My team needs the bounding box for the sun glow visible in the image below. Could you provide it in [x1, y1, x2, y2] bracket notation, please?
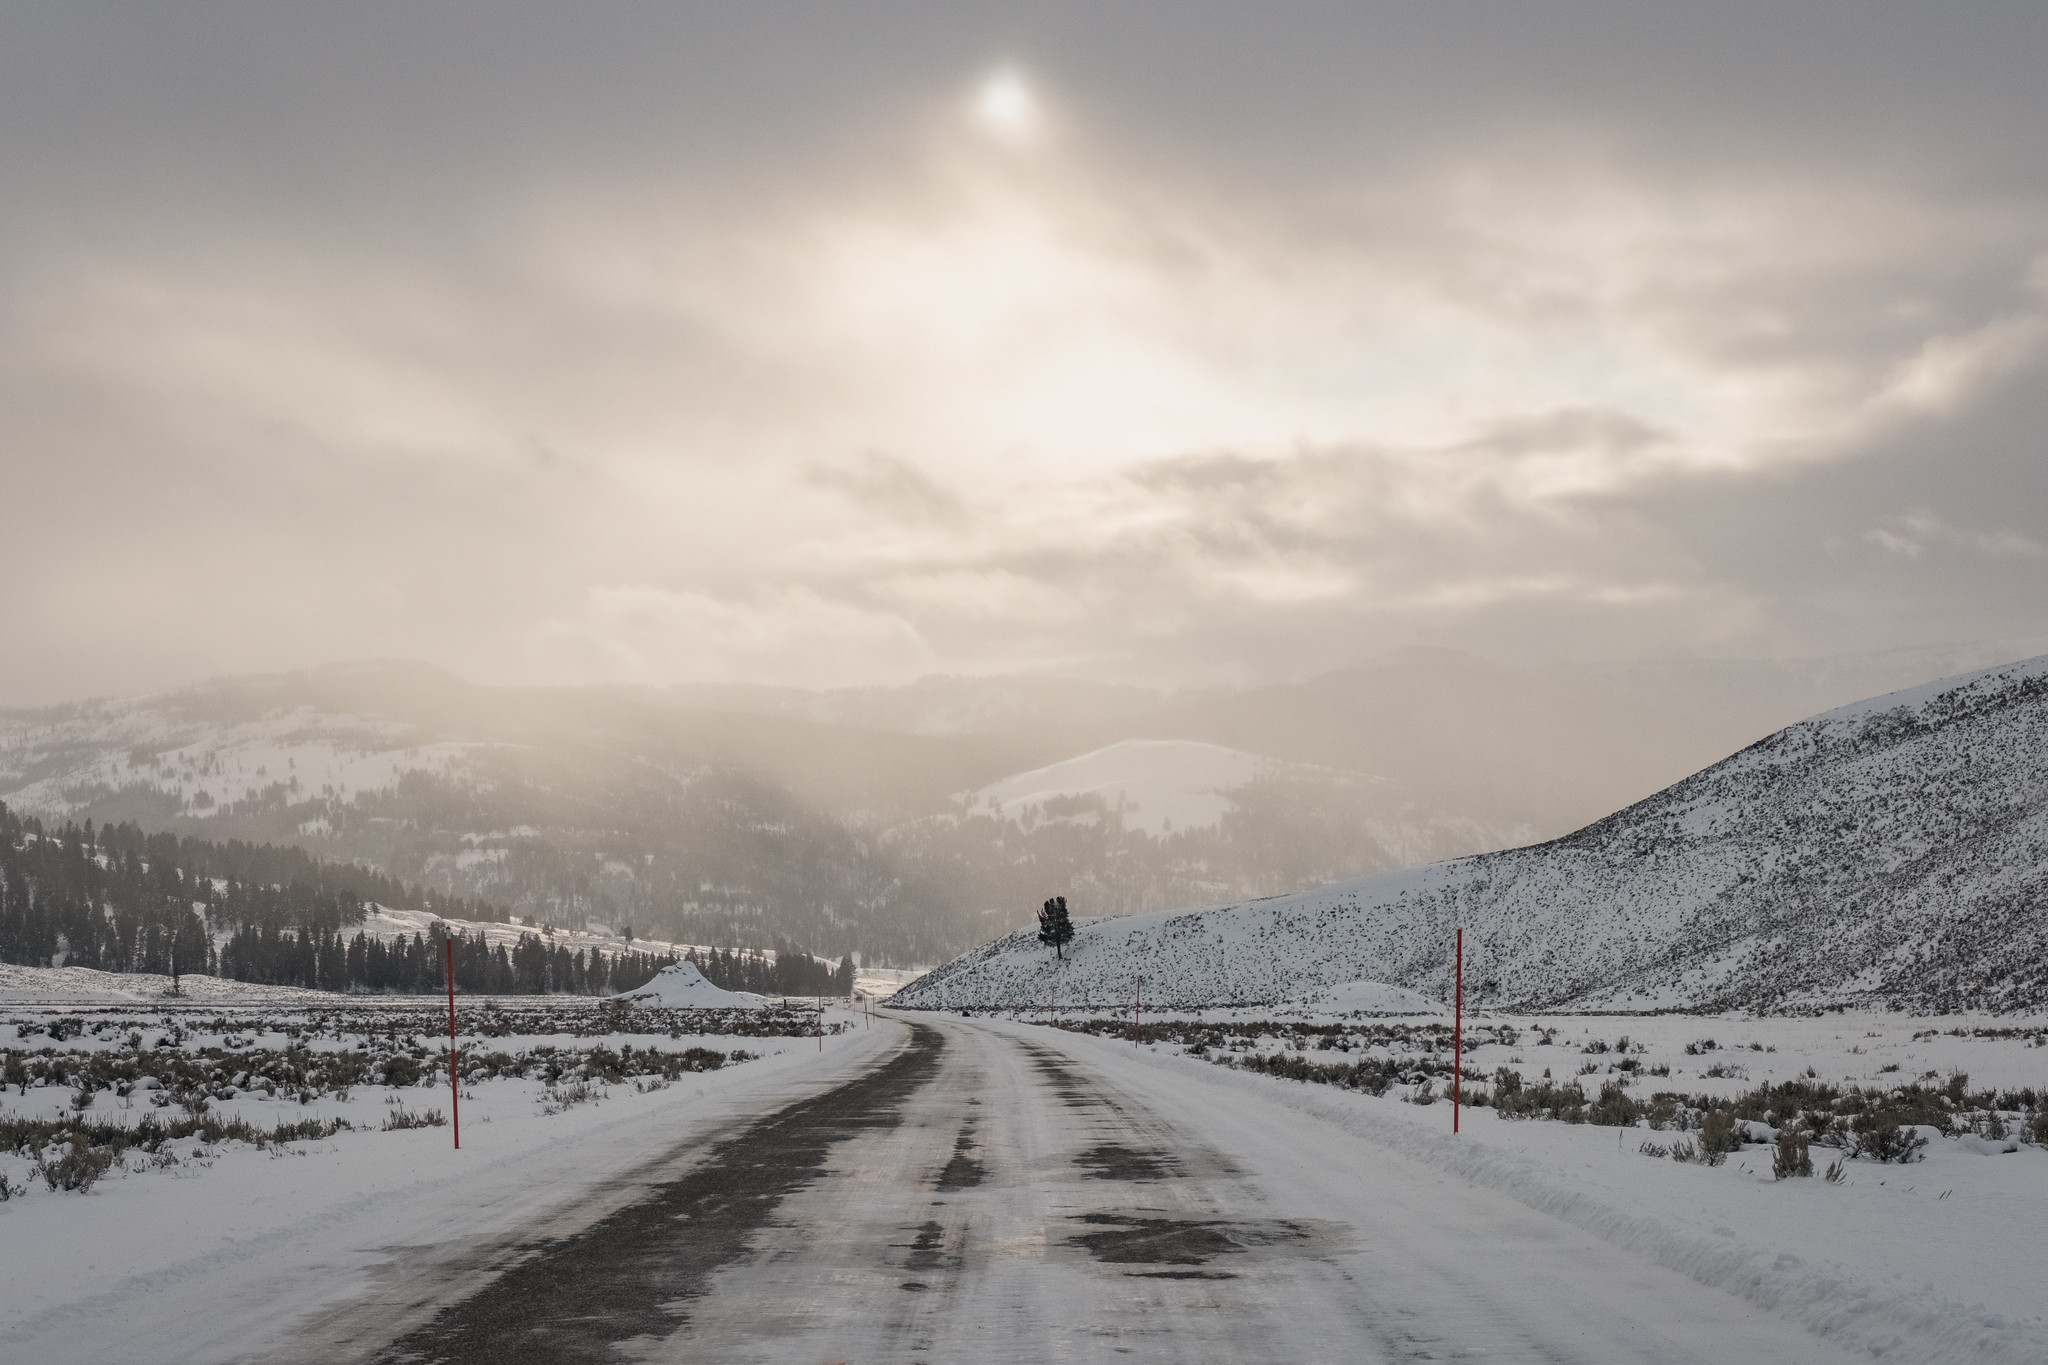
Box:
[972, 70, 1041, 142]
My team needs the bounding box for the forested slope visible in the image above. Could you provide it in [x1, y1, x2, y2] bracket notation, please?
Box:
[0, 806, 682, 994]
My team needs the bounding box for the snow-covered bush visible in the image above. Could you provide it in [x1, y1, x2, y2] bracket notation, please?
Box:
[1697, 1110, 1740, 1165]
[1849, 1116, 1928, 1163]
[32, 1142, 115, 1193]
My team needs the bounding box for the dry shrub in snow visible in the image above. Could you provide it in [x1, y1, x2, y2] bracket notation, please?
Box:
[381, 1106, 446, 1131]
[1773, 1131, 1814, 1179]
[32, 1142, 116, 1192]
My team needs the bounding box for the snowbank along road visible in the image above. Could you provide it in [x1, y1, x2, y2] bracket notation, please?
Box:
[300, 1012, 1872, 1364]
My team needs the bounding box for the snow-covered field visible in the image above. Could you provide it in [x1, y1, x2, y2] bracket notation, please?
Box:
[968, 1006, 2048, 1362]
[0, 962, 341, 1007]
[1014, 1003, 2048, 1100]
[0, 985, 888, 1363]
[852, 962, 927, 999]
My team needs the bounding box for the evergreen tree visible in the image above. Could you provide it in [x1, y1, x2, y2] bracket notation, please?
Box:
[1038, 895, 1075, 960]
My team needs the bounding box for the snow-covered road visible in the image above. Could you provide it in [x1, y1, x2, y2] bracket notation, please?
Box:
[329, 1012, 1872, 1363]
[26, 1004, 2013, 1362]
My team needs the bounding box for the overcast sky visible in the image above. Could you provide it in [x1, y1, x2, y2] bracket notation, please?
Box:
[3, 2, 2046, 705]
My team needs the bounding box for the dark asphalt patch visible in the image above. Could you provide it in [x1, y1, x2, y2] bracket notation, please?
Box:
[373, 1024, 944, 1365]
[1129, 1269, 1238, 1280]
[1023, 1049, 1105, 1109]
[1070, 1214, 1240, 1266]
[1064, 1213, 1336, 1278]
[1075, 1142, 1179, 1182]
[935, 1123, 985, 1190]
[904, 1220, 947, 1272]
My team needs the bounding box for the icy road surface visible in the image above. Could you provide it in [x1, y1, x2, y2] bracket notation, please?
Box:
[325, 1013, 1862, 1365]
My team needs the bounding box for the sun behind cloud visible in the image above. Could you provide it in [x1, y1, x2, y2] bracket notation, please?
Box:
[971, 68, 1042, 143]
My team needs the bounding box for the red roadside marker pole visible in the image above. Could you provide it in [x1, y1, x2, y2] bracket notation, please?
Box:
[445, 936, 460, 1151]
[1133, 976, 1142, 1046]
[1453, 928, 1463, 1136]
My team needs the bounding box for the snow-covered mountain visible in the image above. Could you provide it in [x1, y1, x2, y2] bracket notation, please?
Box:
[0, 663, 1519, 962]
[896, 655, 2048, 1014]
[969, 740, 1276, 836]
[953, 738, 1510, 893]
[0, 695, 477, 821]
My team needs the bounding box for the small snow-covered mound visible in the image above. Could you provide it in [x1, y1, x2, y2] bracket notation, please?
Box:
[620, 961, 768, 1009]
[1310, 979, 1444, 1015]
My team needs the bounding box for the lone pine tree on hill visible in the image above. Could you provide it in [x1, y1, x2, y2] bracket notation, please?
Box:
[1038, 895, 1075, 960]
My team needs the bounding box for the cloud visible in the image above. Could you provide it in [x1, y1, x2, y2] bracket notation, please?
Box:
[804, 452, 964, 522]
[530, 584, 937, 689]
[1869, 303, 2048, 421]
[2, 5, 2047, 702]
[1863, 511, 2045, 562]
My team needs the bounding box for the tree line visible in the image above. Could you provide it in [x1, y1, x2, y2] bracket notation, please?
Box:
[1, 807, 215, 977]
[685, 940, 854, 997]
[216, 921, 679, 995]
[0, 805, 677, 995]
[92, 813, 500, 924]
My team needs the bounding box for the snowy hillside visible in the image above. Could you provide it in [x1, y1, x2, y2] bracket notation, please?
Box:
[898, 655, 2048, 1014]
[0, 696, 474, 820]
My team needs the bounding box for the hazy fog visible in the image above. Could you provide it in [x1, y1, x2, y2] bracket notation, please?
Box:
[4, 3, 2047, 711]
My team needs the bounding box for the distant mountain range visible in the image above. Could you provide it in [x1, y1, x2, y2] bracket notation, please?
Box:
[5, 642, 2041, 972]
[897, 655, 2048, 1013]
